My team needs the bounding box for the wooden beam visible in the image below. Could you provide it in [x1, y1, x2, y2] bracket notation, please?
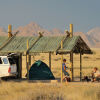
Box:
[26, 35, 42, 54]
[80, 52, 82, 81]
[49, 52, 51, 70]
[0, 31, 19, 51]
[55, 35, 67, 53]
[70, 52, 74, 81]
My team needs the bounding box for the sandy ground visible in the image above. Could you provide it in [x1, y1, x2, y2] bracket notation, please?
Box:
[0, 48, 100, 100]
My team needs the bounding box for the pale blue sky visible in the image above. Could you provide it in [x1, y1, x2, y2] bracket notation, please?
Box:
[0, 0, 100, 32]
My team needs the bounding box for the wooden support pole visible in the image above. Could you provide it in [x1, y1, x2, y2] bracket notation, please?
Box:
[80, 52, 82, 81]
[32, 56, 35, 64]
[18, 54, 22, 78]
[26, 54, 29, 79]
[29, 55, 31, 66]
[26, 40, 30, 79]
[49, 52, 51, 70]
[8, 24, 13, 38]
[61, 40, 63, 83]
[70, 52, 74, 81]
[27, 40, 29, 50]
[70, 24, 73, 37]
[69, 24, 74, 81]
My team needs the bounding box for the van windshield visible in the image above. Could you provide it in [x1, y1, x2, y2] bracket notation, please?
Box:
[8, 57, 16, 64]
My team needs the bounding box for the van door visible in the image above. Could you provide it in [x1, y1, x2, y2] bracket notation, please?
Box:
[0, 57, 10, 77]
[8, 57, 17, 74]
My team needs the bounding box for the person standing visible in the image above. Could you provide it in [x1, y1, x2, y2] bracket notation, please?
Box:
[62, 59, 70, 83]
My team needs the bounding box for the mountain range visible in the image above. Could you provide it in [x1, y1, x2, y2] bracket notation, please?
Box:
[0, 22, 100, 48]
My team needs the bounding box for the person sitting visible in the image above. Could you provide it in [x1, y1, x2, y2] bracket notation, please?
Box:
[92, 67, 100, 82]
[62, 59, 70, 83]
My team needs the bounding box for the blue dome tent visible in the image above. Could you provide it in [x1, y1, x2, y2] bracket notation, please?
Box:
[29, 60, 55, 80]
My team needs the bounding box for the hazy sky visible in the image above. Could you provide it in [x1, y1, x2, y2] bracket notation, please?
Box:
[0, 0, 100, 32]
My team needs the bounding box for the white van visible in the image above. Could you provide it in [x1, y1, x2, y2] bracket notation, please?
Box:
[0, 56, 17, 78]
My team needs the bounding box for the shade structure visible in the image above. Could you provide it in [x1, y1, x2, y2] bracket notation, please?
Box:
[29, 60, 55, 80]
[0, 35, 92, 54]
[0, 34, 92, 81]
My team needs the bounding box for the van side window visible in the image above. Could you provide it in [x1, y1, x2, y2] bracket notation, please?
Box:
[3, 58, 8, 64]
[0, 58, 2, 64]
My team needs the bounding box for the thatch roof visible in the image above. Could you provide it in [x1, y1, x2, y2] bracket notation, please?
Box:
[29, 36, 66, 53]
[0, 36, 38, 53]
[58, 36, 92, 54]
[0, 35, 92, 55]
[0, 36, 8, 47]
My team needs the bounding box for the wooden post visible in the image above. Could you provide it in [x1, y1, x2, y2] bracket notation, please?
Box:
[8, 24, 13, 38]
[32, 56, 35, 64]
[26, 54, 29, 79]
[18, 54, 22, 78]
[70, 24, 73, 37]
[29, 55, 31, 66]
[61, 40, 63, 83]
[70, 52, 74, 81]
[69, 24, 74, 81]
[49, 52, 51, 70]
[80, 52, 82, 81]
[26, 40, 30, 79]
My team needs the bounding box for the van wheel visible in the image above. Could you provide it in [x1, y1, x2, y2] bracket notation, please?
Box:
[1, 77, 8, 81]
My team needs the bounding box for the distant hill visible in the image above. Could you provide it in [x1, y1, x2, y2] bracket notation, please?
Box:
[86, 27, 100, 48]
[0, 27, 7, 36]
[14, 22, 51, 36]
[74, 32, 91, 46]
[0, 22, 100, 48]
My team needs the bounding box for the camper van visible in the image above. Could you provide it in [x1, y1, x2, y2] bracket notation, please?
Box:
[0, 56, 17, 78]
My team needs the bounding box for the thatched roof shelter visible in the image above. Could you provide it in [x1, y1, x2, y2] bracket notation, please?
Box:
[0, 24, 92, 82]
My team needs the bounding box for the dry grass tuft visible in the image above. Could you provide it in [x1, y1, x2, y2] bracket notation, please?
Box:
[0, 82, 100, 100]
